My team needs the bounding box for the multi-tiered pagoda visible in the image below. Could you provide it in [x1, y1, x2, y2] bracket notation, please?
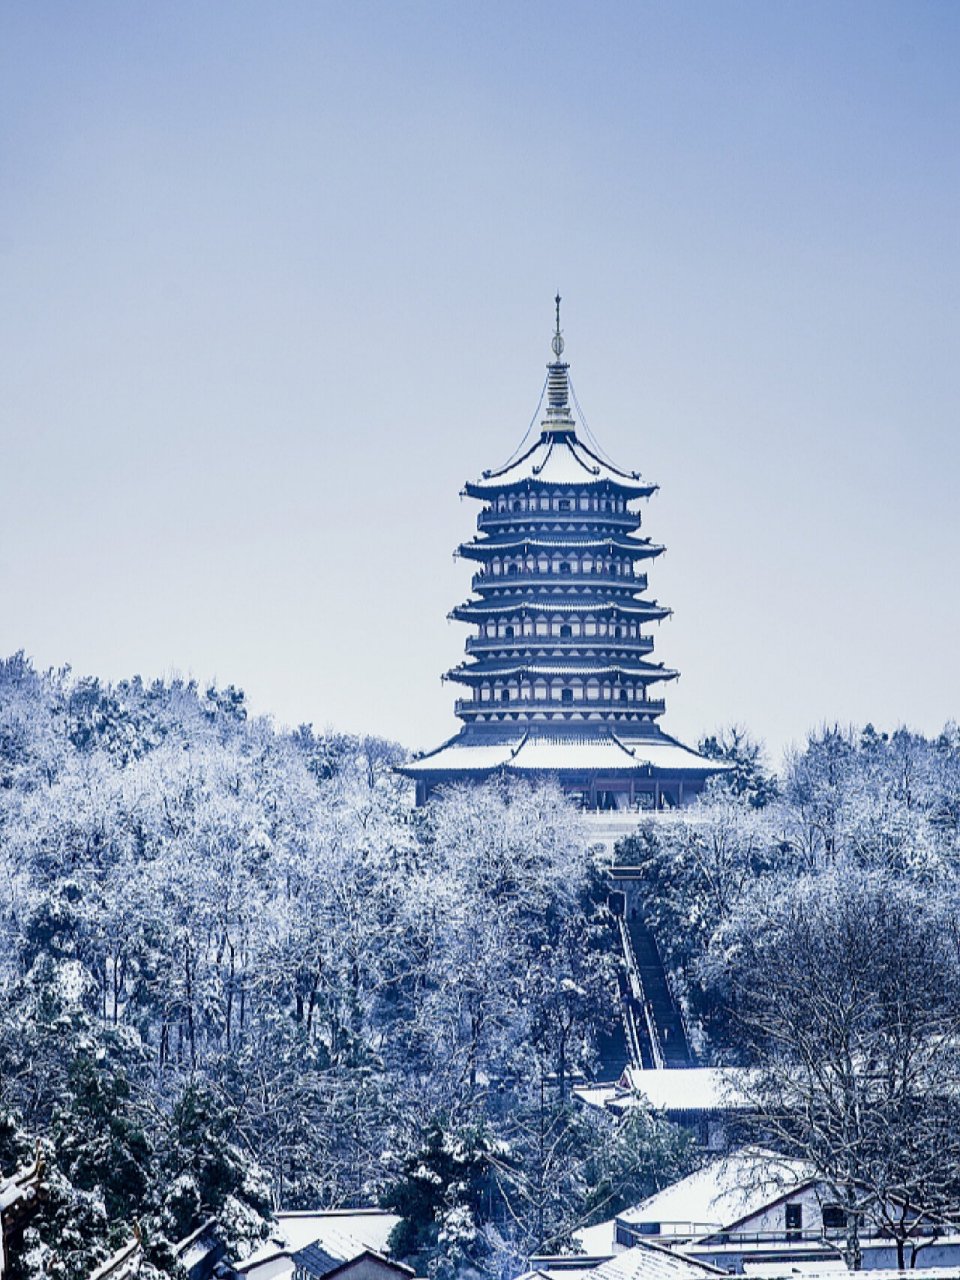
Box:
[403, 301, 722, 809]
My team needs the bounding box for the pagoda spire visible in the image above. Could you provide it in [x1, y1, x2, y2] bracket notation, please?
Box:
[543, 293, 574, 433]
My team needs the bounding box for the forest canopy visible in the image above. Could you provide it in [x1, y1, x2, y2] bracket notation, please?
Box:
[1, 654, 959, 1278]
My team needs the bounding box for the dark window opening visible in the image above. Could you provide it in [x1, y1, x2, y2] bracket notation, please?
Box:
[822, 1206, 846, 1232]
[561, 689, 574, 705]
[786, 1204, 803, 1240]
[559, 624, 572, 639]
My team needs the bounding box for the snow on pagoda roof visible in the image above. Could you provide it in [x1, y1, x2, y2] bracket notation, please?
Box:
[403, 730, 718, 777]
[452, 597, 669, 617]
[465, 431, 657, 498]
[458, 534, 663, 558]
[449, 661, 678, 681]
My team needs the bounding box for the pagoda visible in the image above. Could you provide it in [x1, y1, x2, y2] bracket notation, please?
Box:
[403, 300, 723, 810]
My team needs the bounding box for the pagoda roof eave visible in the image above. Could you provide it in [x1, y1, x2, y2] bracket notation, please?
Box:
[464, 430, 659, 497]
[400, 728, 724, 778]
[449, 598, 671, 620]
[457, 535, 664, 561]
[463, 476, 657, 499]
[445, 662, 680, 685]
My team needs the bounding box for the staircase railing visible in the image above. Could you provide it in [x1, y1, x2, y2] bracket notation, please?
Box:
[646, 925, 696, 1065]
[618, 916, 666, 1070]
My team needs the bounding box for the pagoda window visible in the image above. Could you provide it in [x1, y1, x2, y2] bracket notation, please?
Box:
[579, 494, 590, 510]
[559, 624, 572, 639]
[619, 688, 628, 703]
[480, 687, 491, 701]
[536, 618, 548, 636]
[603, 683, 612, 699]
[583, 557, 593, 573]
[587, 680, 600, 701]
[508, 563, 519, 576]
[559, 562, 571, 575]
[498, 688, 509, 703]
[523, 620, 534, 636]
[539, 495, 549, 510]
[561, 688, 574, 705]
[485, 622, 496, 637]
[504, 625, 514, 639]
[537, 556, 549, 573]
[585, 619, 598, 637]
[534, 682, 548, 700]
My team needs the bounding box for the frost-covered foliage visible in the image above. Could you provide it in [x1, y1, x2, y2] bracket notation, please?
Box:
[619, 722, 960, 1051]
[618, 722, 960, 1265]
[0, 653, 670, 1277]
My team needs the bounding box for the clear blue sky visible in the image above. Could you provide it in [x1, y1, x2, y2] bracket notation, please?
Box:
[1, 1, 958, 765]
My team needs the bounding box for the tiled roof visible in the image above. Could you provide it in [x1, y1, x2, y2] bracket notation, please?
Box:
[465, 432, 656, 497]
[403, 730, 718, 777]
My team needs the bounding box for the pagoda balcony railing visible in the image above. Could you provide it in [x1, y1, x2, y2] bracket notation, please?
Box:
[476, 509, 640, 532]
[472, 570, 648, 593]
[463, 634, 656, 655]
[455, 697, 667, 718]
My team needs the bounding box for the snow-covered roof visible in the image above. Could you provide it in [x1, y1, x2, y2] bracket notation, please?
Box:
[618, 1150, 816, 1238]
[465, 431, 657, 498]
[574, 1067, 751, 1118]
[237, 1210, 402, 1277]
[620, 1066, 754, 1113]
[592, 1243, 726, 1279]
[404, 731, 719, 777]
[574, 1216, 619, 1255]
[276, 1210, 400, 1257]
[519, 1242, 724, 1280]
